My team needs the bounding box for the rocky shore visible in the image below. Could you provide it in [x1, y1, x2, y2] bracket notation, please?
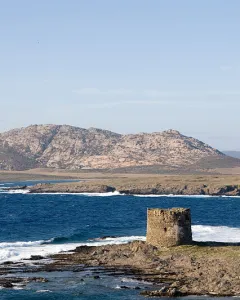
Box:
[27, 176, 240, 196]
[1, 241, 240, 297]
[51, 241, 240, 297]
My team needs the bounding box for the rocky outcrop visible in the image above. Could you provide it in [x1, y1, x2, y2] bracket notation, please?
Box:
[30, 182, 116, 194]
[1, 240, 239, 296]
[117, 183, 240, 196]
[0, 124, 226, 170]
[47, 241, 240, 297]
[0, 139, 36, 170]
[28, 179, 240, 196]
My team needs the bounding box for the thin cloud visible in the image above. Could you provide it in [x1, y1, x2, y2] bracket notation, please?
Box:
[207, 90, 240, 96]
[143, 90, 185, 97]
[73, 88, 134, 96]
[73, 88, 186, 98]
[72, 88, 240, 99]
[72, 88, 102, 95]
[83, 100, 175, 108]
[220, 65, 232, 71]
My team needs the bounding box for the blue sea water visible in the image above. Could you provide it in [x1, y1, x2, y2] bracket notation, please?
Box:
[0, 180, 240, 299]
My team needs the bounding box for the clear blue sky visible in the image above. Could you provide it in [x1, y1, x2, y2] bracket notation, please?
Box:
[0, 0, 239, 150]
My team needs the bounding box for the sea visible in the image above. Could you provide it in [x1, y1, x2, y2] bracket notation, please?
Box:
[0, 180, 240, 300]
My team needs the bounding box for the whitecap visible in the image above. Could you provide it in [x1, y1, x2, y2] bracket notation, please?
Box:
[134, 194, 214, 198]
[76, 191, 122, 197]
[121, 277, 152, 285]
[13, 286, 25, 290]
[25, 191, 122, 196]
[8, 189, 30, 194]
[115, 285, 121, 289]
[192, 225, 240, 242]
[0, 226, 239, 264]
[0, 236, 145, 264]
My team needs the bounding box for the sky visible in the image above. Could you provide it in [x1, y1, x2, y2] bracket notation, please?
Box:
[0, 0, 240, 150]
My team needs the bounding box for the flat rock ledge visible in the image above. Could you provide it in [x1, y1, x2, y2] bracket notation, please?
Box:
[29, 183, 116, 193]
[1, 241, 240, 296]
[47, 241, 240, 297]
[27, 181, 240, 196]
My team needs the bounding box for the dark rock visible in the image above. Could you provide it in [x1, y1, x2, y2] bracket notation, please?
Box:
[2, 282, 14, 288]
[141, 286, 186, 297]
[31, 277, 48, 283]
[5, 185, 27, 191]
[30, 255, 44, 260]
[3, 261, 14, 265]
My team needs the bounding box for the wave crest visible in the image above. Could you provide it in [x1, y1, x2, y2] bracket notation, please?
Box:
[0, 225, 239, 264]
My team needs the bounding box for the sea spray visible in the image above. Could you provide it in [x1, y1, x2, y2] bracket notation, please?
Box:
[0, 236, 145, 263]
[0, 226, 240, 263]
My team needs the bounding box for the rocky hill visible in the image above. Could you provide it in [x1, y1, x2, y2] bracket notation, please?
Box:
[0, 124, 231, 171]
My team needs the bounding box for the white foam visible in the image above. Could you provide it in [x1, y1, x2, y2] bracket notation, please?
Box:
[0, 236, 145, 263]
[30, 191, 122, 196]
[72, 191, 122, 197]
[2, 190, 122, 196]
[222, 195, 240, 198]
[2, 189, 240, 198]
[115, 285, 121, 289]
[120, 277, 152, 285]
[8, 189, 30, 194]
[134, 194, 240, 198]
[134, 194, 213, 198]
[13, 286, 25, 290]
[192, 225, 240, 242]
[0, 226, 239, 264]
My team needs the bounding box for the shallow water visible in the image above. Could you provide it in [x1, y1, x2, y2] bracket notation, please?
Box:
[0, 180, 240, 299]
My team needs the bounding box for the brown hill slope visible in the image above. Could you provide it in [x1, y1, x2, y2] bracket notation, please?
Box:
[0, 124, 231, 171]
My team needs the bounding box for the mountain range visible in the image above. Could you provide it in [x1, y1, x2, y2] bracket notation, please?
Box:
[0, 124, 239, 172]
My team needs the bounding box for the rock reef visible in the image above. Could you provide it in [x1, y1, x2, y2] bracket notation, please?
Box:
[1, 241, 239, 296]
[40, 241, 240, 297]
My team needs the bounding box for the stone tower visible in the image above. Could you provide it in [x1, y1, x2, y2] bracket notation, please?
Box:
[146, 208, 192, 247]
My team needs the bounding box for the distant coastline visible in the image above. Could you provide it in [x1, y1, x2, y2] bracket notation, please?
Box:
[7, 174, 240, 197]
[2, 169, 240, 197]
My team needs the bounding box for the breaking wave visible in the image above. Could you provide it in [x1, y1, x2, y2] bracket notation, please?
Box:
[2, 189, 240, 198]
[0, 236, 145, 263]
[32, 191, 122, 197]
[0, 190, 122, 196]
[134, 194, 214, 198]
[8, 189, 30, 194]
[192, 225, 240, 242]
[0, 225, 240, 263]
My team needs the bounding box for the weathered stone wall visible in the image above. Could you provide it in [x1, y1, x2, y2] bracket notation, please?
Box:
[146, 208, 192, 247]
